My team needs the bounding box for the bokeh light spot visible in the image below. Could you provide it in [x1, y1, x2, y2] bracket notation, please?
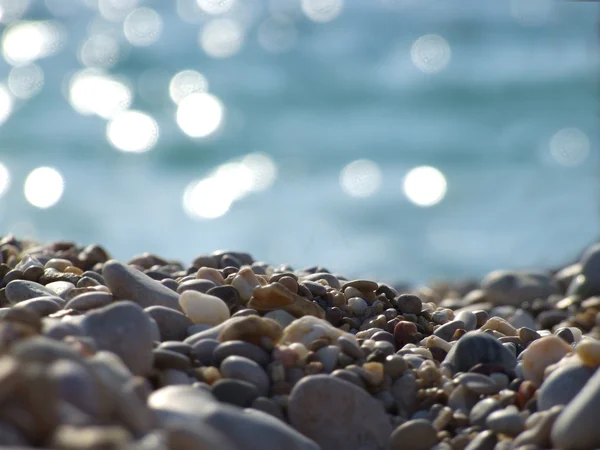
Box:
[301, 0, 343, 23]
[98, 0, 139, 22]
[8, 64, 44, 99]
[183, 177, 233, 219]
[24, 167, 64, 209]
[0, 0, 30, 25]
[410, 34, 451, 74]
[68, 69, 132, 119]
[2, 20, 64, 66]
[176, 92, 224, 138]
[169, 70, 208, 105]
[403, 166, 447, 207]
[0, 162, 10, 198]
[123, 7, 162, 46]
[549, 127, 590, 167]
[106, 110, 159, 153]
[200, 18, 244, 59]
[241, 153, 278, 191]
[79, 34, 120, 69]
[340, 159, 382, 198]
[197, 0, 236, 15]
[258, 17, 297, 53]
[0, 84, 14, 125]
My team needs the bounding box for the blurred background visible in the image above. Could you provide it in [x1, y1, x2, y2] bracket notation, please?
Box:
[0, 0, 598, 284]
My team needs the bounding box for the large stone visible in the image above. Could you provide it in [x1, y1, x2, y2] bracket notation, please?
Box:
[249, 283, 325, 319]
[481, 270, 557, 307]
[219, 356, 270, 396]
[81, 301, 154, 376]
[538, 362, 595, 411]
[443, 331, 517, 374]
[551, 367, 600, 449]
[179, 290, 230, 326]
[5, 280, 56, 304]
[521, 336, 572, 385]
[389, 419, 438, 450]
[102, 260, 181, 311]
[288, 374, 393, 450]
[149, 385, 319, 450]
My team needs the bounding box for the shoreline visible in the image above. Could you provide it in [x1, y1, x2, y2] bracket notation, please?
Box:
[0, 235, 599, 449]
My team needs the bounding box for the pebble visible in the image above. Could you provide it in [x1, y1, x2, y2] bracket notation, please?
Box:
[264, 309, 296, 328]
[206, 285, 241, 311]
[145, 306, 193, 342]
[80, 301, 154, 376]
[288, 374, 392, 450]
[220, 355, 270, 396]
[348, 297, 368, 316]
[389, 419, 438, 450]
[191, 338, 220, 366]
[218, 315, 283, 345]
[575, 338, 600, 367]
[281, 316, 354, 347]
[249, 283, 325, 318]
[316, 345, 340, 373]
[65, 291, 113, 311]
[5, 280, 56, 304]
[454, 310, 477, 331]
[443, 331, 517, 374]
[551, 367, 600, 449]
[457, 372, 501, 395]
[464, 429, 497, 450]
[213, 340, 271, 366]
[149, 385, 319, 450]
[521, 335, 572, 385]
[395, 294, 422, 315]
[212, 378, 260, 408]
[103, 260, 182, 311]
[480, 317, 518, 337]
[179, 290, 230, 326]
[537, 361, 595, 410]
[486, 406, 524, 436]
[481, 270, 557, 307]
[434, 319, 465, 342]
[469, 397, 502, 427]
[14, 296, 63, 316]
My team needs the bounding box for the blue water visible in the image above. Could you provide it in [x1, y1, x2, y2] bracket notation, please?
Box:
[0, 0, 599, 284]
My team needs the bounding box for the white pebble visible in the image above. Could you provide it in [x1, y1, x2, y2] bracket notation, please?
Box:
[178, 290, 230, 326]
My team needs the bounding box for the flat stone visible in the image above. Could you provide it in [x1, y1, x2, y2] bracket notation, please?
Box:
[434, 320, 465, 342]
[149, 385, 319, 450]
[213, 341, 270, 366]
[389, 419, 438, 450]
[302, 273, 341, 290]
[81, 301, 154, 376]
[443, 331, 517, 374]
[288, 375, 393, 450]
[538, 361, 595, 411]
[212, 379, 260, 408]
[15, 296, 62, 316]
[5, 280, 56, 304]
[486, 407, 524, 436]
[65, 292, 113, 311]
[153, 349, 191, 371]
[145, 306, 193, 342]
[158, 341, 192, 356]
[179, 290, 230, 326]
[102, 260, 182, 311]
[219, 355, 270, 396]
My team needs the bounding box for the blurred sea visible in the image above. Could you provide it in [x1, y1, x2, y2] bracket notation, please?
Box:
[0, 0, 598, 284]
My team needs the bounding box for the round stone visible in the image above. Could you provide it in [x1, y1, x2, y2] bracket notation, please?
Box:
[395, 295, 422, 315]
[179, 290, 230, 326]
[576, 339, 600, 367]
[213, 341, 271, 367]
[521, 335, 572, 385]
[219, 355, 270, 396]
[347, 297, 368, 316]
[389, 419, 438, 450]
[443, 331, 517, 374]
[212, 379, 260, 408]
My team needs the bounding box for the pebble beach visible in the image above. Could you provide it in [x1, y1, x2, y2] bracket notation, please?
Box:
[1, 235, 600, 449]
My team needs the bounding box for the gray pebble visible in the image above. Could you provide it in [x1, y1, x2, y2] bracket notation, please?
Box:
[469, 398, 502, 427]
[15, 296, 63, 316]
[65, 292, 113, 311]
[191, 339, 220, 366]
[486, 407, 524, 436]
[5, 280, 56, 304]
[434, 320, 465, 342]
[213, 379, 260, 408]
[220, 355, 270, 396]
[443, 331, 517, 373]
[145, 306, 193, 342]
[457, 372, 501, 395]
[213, 340, 270, 367]
[316, 345, 340, 373]
[389, 419, 438, 450]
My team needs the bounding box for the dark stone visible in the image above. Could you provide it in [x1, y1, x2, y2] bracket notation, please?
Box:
[443, 331, 517, 374]
[395, 294, 422, 315]
[145, 306, 193, 342]
[213, 341, 271, 367]
[153, 349, 191, 371]
[212, 379, 260, 408]
[158, 341, 193, 357]
[206, 286, 241, 311]
[177, 279, 217, 294]
[325, 307, 343, 327]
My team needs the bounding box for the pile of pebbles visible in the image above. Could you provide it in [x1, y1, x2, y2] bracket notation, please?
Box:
[0, 235, 600, 449]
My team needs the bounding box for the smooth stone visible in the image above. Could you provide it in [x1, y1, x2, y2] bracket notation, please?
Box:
[249, 283, 325, 319]
[301, 281, 327, 297]
[45, 281, 76, 298]
[288, 375, 393, 450]
[348, 297, 368, 316]
[384, 355, 407, 378]
[464, 430, 497, 450]
[80, 301, 154, 376]
[179, 290, 230, 326]
[486, 407, 524, 436]
[177, 279, 217, 294]
[443, 331, 517, 374]
[509, 309, 536, 330]
[149, 385, 319, 450]
[514, 406, 562, 448]
[158, 341, 192, 357]
[576, 339, 600, 367]
[575, 243, 600, 295]
[454, 311, 477, 331]
[15, 296, 62, 316]
[182, 318, 243, 344]
[538, 361, 595, 411]
[220, 355, 270, 396]
[191, 338, 220, 366]
[250, 397, 285, 421]
[457, 372, 501, 395]
[469, 397, 502, 427]
[521, 335, 572, 385]
[165, 424, 237, 450]
[65, 291, 113, 311]
[389, 419, 438, 450]
[434, 320, 465, 342]
[448, 384, 480, 412]
[480, 317, 518, 337]
[392, 371, 417, 418]
[481, 270, 557, 307]
[218, 315, 283, 345]
[315, 345, 340, 373]
[5, 280, 55, 304]
[187, 324, 213, 336]
[212, 379, 260, 408]
[302, 273, 341, 290]
[395, 294, 422, 315]
[341, 279, 378, 292]
[153, 349, 191, 371]
[102, 260, 182, 311]
[338, 335, 364, 359]
[213, 341, 270, 366]
[145, 306, 193, 342]
[264, 309, 296, 328]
